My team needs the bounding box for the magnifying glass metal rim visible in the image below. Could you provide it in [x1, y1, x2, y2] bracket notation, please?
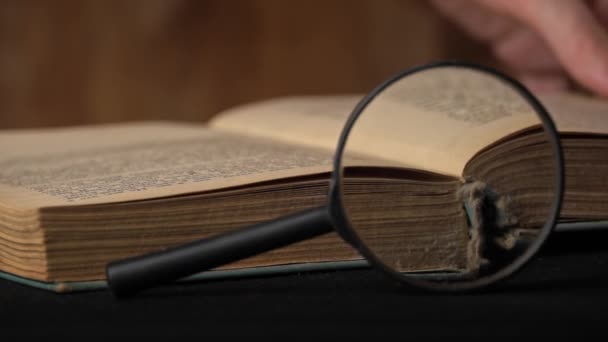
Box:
[328, 60, 565, 292]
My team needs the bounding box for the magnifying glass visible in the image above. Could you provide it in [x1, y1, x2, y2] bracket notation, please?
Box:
[106, 61, 564, 297]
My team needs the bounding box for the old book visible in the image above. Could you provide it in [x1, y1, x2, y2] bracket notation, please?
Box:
[0, 88, 607, 292]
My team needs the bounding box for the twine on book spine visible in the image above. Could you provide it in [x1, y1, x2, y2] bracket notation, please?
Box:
[458, 179, 519, 273]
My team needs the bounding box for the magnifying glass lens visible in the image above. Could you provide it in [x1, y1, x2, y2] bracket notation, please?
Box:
[106, 63, 562, 297]
[337, 66, 561, 289]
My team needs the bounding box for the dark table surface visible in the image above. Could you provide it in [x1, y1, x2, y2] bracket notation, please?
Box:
[2, 230, 608, 339]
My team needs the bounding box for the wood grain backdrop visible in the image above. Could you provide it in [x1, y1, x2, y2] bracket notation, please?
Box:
[0, 0, 491, 129]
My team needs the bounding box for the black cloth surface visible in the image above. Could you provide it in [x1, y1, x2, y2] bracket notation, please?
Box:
[2, 230, 608, 339]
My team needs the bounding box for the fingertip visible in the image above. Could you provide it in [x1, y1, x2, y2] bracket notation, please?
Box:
[517, 73, 571, 95]
[520, 0, 608, 97]
[585, 59, 608, 97]
[569, 43, 608, 97]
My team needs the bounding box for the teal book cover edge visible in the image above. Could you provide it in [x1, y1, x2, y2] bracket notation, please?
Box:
[554, 221, 608, 232]
[1, 221, 605, 293]
[0, 260, 370, 293]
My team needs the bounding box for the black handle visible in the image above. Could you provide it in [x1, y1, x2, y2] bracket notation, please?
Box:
[106, 206, 334, 297]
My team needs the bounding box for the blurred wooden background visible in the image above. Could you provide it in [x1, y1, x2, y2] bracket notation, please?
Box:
[0, 0, 492, 129]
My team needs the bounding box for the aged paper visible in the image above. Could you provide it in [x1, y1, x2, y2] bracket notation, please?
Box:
[0, 122, 334, 209]
[538, 92, 608, 134]
[211, 68, 543, 177]
[210, 95, 360, 154]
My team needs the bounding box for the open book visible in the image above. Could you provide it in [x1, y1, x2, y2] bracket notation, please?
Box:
[1, 90, 607, 292]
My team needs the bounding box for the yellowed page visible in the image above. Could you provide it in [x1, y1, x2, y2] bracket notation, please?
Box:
[0, 121, 335, 209]
[210, 95, 361, 154]
[211, 68, 543, 177]
[538, 92, 608, 134]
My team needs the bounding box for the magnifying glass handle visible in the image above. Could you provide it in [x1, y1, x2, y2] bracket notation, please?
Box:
[106, 205, 333, 297]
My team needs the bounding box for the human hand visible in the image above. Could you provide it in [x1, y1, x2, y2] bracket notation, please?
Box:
[431, 0, 608, 97]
